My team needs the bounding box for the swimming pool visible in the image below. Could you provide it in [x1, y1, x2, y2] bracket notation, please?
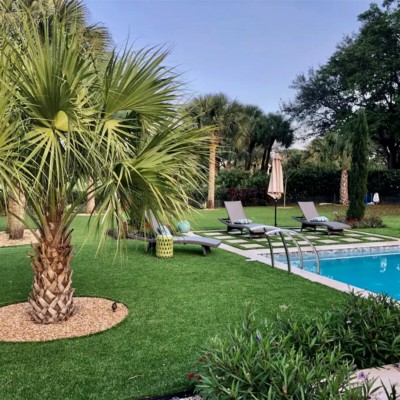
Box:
[276, 247, 400, 300]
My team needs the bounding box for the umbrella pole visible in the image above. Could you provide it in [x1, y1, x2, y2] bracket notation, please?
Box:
[274, 199, 277, 227]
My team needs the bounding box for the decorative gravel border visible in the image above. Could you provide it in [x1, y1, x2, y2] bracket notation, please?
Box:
[0, 297, 128, 342]
[0, 230, 38, 247]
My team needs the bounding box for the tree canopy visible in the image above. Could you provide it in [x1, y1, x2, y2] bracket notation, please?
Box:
[283, 1, 400, 169]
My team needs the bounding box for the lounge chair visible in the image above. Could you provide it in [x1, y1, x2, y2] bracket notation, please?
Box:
[293, 201, 351, 235]
[219, 201, 276, 237]
[127, 210, 221, 256]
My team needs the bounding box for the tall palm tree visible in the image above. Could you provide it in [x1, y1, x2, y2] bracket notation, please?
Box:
[189, 93, 242, 209]
[0, 11, 207, 323]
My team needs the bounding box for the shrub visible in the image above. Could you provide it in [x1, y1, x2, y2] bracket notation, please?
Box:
[193, 310, 358, 400]
[333, 212, 384, 228]
[329, 293, 400, 369]
[367, 170, 400, 196]
[244, 170, 269, 189]
[193, 293, 400, 399]
[215, 167, 400, 206]
[223, 187, 268, 206]
[285, 165, 341, 200]
[216, 168, 250, 189]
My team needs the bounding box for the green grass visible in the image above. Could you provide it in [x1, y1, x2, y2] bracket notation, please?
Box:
[1, 203, 398, 399]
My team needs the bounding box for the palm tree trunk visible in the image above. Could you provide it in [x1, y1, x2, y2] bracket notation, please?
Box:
[86, 177, 95, 214]
[7, 188, 26, 240]
[245, 141, 256, 171]
[244, 156, 252, 171]
[261, 147, 268, 171]
[264, 141, 274, 172]
[207, 134, 217, 209]
[340, 169, 349, 205]
[29, 223, 75, 324]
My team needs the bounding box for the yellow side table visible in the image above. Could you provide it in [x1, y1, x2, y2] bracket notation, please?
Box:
[156, 235, 173, 258]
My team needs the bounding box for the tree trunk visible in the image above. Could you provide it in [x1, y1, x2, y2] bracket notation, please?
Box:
[29, 224, 75, 324]
[7, 188, 26, 240]
[207, 135, 217, 209]
[245, 141, 256, 171]
[387, 147, 400, 169]
[86, 177, 95, 214]
[262, 140, 275, 171]
[244, 155, 252, 171]
[261, 147, 268, 171]
[339, 169, 349, 205]
[264, 141, 274, 172]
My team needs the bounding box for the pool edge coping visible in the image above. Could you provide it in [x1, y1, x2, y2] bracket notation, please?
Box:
[218, 241, 400, 297]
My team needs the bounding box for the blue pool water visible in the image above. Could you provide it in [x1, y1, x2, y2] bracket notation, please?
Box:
[278, 248, 400, 300]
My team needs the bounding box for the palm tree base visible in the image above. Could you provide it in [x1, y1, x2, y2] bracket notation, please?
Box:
[29, 239, 75, 324]
[29, 284, 75, 324]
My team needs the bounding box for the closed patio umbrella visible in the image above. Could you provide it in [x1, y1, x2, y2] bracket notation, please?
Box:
[267, 153, 284, 226]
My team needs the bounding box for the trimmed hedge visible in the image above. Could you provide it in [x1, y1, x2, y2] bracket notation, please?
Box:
[285, 167, 340, 200]
[217, 188, 269, 206]
[367, 170, 400, 195]
[215, 168, 400, 205]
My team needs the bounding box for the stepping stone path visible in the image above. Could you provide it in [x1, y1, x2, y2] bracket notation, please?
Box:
[241, 244, 264, 249]
[196, 229, 398, 251]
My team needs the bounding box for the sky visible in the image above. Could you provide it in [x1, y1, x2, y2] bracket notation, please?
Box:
[84, 0, 373, 115]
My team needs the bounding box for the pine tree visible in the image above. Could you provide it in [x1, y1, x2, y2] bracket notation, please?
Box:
[347, 111, 369, 220]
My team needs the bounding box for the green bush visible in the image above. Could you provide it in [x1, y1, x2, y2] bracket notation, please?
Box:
[215, 166, 342, 204]
[244, 170, 269, 189]
[367, 170, 400, 196]
[216, 169, 250, 189]
[192, 293, 400, 399]
[193, 311, 357, 399]
[333, 212, 385, 228]
[285, 165, 341, 200]
[222, 187, 268, 206]
[329, 293, 400, 369]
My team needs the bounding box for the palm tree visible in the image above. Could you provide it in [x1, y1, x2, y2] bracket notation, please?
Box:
[0, 11, 207, 323]
[189, 93, 242, 209]
[1, 0, 111, 238]
[258, 113, 294, 171]
[233, 105, 267, 171]
[305, 132, 351, 204]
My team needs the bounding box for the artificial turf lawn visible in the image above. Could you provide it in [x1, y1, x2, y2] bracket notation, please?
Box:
[1, 204, 398, 399]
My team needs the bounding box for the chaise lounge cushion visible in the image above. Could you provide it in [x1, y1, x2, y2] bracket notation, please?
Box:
[310, 216, 329, 222]
[234, 218, 253, 224]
